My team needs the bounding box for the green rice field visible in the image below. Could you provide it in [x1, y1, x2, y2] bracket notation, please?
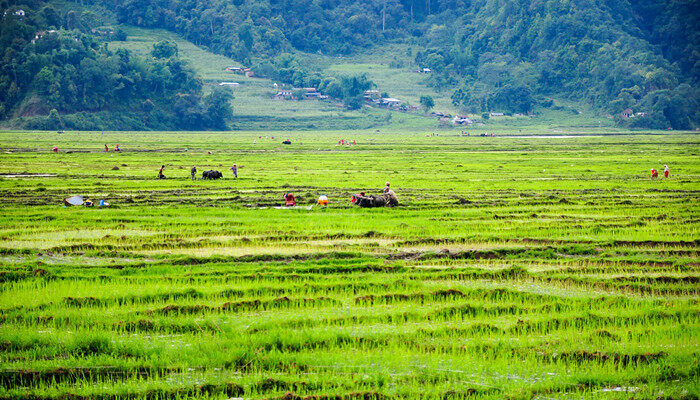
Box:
[0, 129, 698, 399]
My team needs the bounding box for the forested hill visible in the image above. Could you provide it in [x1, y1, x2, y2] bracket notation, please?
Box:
[1, 0, 698, 130]
[0, 0, 233, 130]
[92, 0, 699, 129]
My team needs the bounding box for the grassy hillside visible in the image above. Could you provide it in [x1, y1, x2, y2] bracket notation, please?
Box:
[108, 26, 616, 133]
[107, 27, 435, 131]
[297, 43, 460, 115]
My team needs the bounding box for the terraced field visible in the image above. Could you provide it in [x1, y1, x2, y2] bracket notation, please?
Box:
[0, 130, 698, 399]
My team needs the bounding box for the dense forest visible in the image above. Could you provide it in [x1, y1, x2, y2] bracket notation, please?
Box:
[1, 0, 698, 130]
[0, 0, 232, 130]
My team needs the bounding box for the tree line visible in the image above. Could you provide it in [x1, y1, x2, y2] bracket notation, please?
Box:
[0, 0, 232, 130]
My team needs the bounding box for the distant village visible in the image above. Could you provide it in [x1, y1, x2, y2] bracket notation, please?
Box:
[219, 64, 528, 126]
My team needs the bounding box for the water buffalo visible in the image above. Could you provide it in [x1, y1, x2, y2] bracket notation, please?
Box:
[202, 170, 223, 180]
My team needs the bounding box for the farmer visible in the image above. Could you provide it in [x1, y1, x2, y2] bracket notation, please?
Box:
[651, 168, 658, 179]
[230, 164, 237, 178]
[52, 146, 58, 153]
[318, 195, 328, 207]
[104, 144, 109, 152]
[190, 165, 197, 181]
[664, 165, 669, 178]
[115, 144, 120, 152]
[382, 187, 399, 207]
[158, 165, 166, 179]
[383, 182, 391, 193]
[284, 192, 296, 207]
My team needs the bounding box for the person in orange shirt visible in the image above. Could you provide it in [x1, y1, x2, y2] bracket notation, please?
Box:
[284, 193, 296, 207]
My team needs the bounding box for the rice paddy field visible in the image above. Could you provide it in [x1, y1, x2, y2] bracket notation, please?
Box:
[0, 129, 698, 400]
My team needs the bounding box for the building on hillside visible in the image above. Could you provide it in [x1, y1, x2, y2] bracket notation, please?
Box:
[304, 92, 322, 99]
[380, 98, 402, 108]
[635, 112, 646, 117]
[490, 112, 504, 117]
[3, 9, 25, 17]
[364, 90, 380, 99]
[91, 28, 114, 35]
[453, 115, 474, 125]
[274, 90, 293, 99]
[225, 66, 244, 72]
[31, 30, 57, 44]
[621, 108, 634, 118]
[421, 68, 431, 73]
[244, 70, 254, 77]
[218, 82, 239, 86]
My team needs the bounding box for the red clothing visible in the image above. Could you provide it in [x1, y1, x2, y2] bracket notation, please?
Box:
[284, 193, 296, 206]
[104, 145, 109, 152]
[651, 170, 658, 178]
[664, 170, 669, 178]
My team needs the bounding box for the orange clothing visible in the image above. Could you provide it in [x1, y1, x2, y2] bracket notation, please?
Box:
[284, 193, 296, 206]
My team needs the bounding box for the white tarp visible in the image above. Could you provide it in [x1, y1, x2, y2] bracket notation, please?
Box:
[64, 195, 84, 206]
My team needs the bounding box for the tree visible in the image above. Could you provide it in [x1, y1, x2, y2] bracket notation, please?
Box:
[48, 109, 63, 129]
[339, 74, 374, 109]
[203, 87, 234, 130]
[419, 95, 434, 112]
[151, 41, 178, 59]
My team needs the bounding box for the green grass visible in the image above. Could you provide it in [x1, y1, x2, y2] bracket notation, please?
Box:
[0, 129, 698, 399]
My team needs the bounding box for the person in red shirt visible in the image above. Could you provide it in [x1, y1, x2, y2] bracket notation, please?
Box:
[115, 144, 120, 152]
[52, 146, 58, 153]
[284, 193, 296, 207]
[104, 144, 109, 152]
[664, 165, 669, 178]
[158, 165, 165, 179]
[651, 168, 658, 179]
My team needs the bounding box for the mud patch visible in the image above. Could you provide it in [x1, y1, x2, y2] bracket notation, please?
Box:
[549, 350, 665, 366]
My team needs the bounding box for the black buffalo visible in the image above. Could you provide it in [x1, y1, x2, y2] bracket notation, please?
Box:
[352, 190, 399, 208]
[202, 170, 223, 180]
[352, 194, 387, 208]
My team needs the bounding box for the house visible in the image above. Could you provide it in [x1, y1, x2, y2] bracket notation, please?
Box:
[274, 90, 293, 99]
[218, 82, 239, 86]
[225, 66, 244, 72]
[304, 92, 322, 99]
[91, 28, 114, 35]
[244, 70, 254, 78]
[364, 90, 380, 98]
[421, 68, 431, 73]
[621, 108, 634, 118]
[31, 30, 57, 44]
[490, 112, 504, 117]
[3, 9, 25, 17]
[635, 112, 646, 117]
[380, 98, 402, 108]
[453, 115, 474, 125]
